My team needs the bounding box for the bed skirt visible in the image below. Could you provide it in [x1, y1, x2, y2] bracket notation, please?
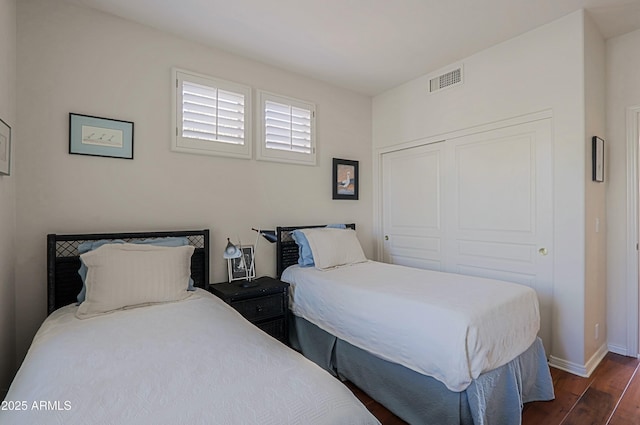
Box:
[290, 315, 554, 425]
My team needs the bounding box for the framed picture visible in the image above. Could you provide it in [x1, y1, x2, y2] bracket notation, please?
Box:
[0, 118, 10, 176]
[592, 136, 604, 182]
[227, 245, 256, 282]
[69, 113, 134, 159]
[333, 158, 359, 200]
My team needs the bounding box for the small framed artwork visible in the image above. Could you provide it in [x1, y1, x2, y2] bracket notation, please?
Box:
[228, 245, 256, 282]
[333, 158, 359, 200]
[0, 118, 10, 176]
[592, 136, 604, 182]
[69, 113, 134, 159]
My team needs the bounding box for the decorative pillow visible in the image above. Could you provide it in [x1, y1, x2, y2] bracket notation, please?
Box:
[291, 224, 347, 266]
[77, 236, 194, 304]
[292, 230, 314, 266]
[325, 224, 347, 229]
[300, 228, 367, 270]
[76, 243, 195, 319]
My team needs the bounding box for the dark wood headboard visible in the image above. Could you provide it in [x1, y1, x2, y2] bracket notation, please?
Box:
[46, 229, 210, 315]
[275, 224, 355, 278]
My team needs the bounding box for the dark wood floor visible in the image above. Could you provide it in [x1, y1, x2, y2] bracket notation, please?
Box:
[345, 352, 640, 425]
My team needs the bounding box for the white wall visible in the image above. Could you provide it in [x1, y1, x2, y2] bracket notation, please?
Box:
[373, 11, 595, 369]
[0, 0, 16, 396]
[15, 0, 372, 363]
[606, 28, 640, 354]
[583, 12, 607, 362]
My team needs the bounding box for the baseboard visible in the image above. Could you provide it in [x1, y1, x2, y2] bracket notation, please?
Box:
[549, 356, 588, 377]
[585, 343, 610, 375]
[548, 343, 608, 377]
[608, 343, 628, 357]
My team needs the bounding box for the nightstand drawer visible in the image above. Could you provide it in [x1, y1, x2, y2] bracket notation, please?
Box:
[256, 318, 286, 342]
[232, 294, 285, 322]
[208, 277, 290, 345]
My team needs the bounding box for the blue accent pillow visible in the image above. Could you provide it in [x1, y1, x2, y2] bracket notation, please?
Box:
[77, 236, 195, 304]
[292, 230, 314, 266]
[291, 224, 347, 267]
[326, 224, 347, 229]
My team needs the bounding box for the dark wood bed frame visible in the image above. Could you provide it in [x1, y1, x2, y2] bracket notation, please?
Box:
[46, 229, 210, 315]
[275, 224, 355, 278]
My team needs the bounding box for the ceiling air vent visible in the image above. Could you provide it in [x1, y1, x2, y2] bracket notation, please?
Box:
[429, 66, 463, 93]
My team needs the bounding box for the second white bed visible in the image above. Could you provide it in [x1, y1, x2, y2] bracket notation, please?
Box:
[2, 289, 379, 425]
[282, 260, 540, 392]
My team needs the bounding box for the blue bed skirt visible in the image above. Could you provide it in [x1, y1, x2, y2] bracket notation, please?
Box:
[291, 316, 554, 425]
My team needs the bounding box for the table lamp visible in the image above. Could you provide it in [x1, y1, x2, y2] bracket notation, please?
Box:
[223, 230, 276, 288]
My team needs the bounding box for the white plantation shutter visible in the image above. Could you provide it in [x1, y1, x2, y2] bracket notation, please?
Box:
[265, 101, 312, 153]
[182, 83, 245, 144]
[172, 69, 252, 159]
[258, 91, 316, 165]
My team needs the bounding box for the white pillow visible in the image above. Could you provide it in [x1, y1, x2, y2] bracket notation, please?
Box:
[76, 243, 195, 319]
[300, 228, 367, 270]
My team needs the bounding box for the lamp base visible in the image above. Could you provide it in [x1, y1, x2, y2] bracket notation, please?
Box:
[237, 280, 259, 288]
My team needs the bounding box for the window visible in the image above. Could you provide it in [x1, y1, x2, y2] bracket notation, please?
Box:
[172, 68, 252, 159]
[257, 90, 316, 165]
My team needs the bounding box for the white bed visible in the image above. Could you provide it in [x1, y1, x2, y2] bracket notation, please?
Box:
[1, 230, 379, 425]
[283, 260, 540, 392]
[2, 290, 378, 425]
[276, 225, 554, 425]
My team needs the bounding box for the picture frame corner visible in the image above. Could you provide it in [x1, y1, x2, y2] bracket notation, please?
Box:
[592, 135, 605, 183]
[0, 117, 11, 176]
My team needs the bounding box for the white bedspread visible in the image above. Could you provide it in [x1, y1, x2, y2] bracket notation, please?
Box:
[1, 289, 378, 425]
[282, 261, 540, 392]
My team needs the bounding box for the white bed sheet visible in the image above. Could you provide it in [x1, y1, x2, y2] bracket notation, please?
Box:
[1, 289, 379, 425]
[282, 261, 540, 392]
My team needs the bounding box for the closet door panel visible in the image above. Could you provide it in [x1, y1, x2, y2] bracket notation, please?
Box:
[446, 119, 553, 348]
[381, 142, 445, 270]
[455, 134, 533, 233]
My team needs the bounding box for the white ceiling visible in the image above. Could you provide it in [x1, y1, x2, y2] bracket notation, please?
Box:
[66, 0, 640, 95]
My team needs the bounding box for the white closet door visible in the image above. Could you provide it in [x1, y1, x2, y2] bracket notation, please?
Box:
[382, 142, 445, 270]
[445, 119, 553, 348]
[381, 118, 553, 349]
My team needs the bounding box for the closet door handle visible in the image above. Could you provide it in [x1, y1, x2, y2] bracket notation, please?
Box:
[538, 247, 548, 256]
[384, 235, 389, 241]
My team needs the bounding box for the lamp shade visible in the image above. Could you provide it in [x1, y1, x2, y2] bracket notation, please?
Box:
[223, 238, 242, 259]
[252, 228, 277, 243]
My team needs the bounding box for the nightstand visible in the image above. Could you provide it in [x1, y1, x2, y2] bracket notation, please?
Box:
[208, 276, 289, 344]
